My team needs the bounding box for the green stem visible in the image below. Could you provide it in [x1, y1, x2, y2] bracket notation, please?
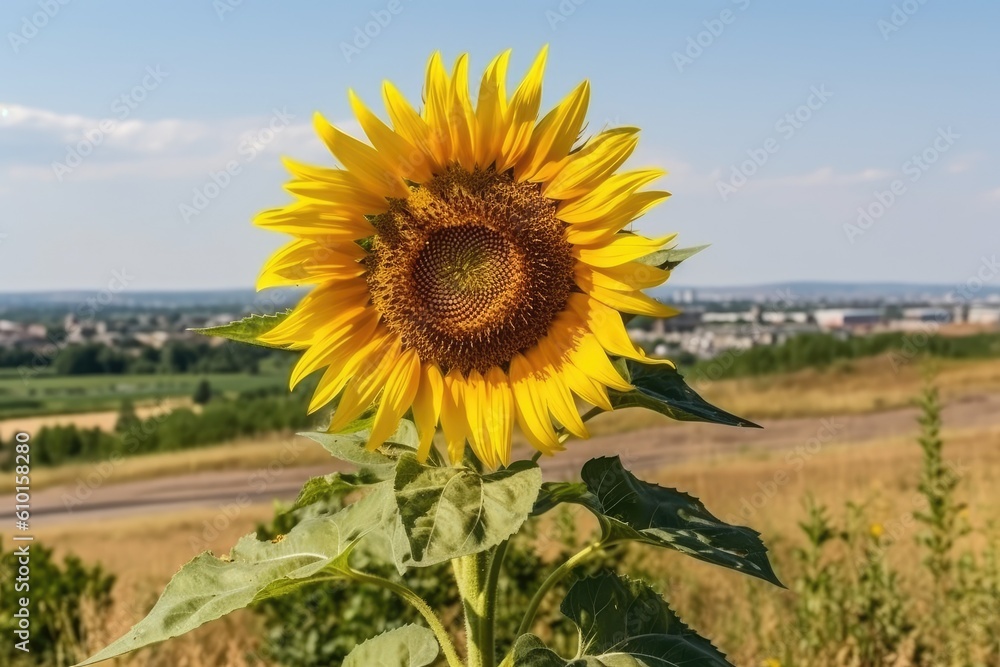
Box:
[515, 540, 605, 637]
[483, 540, 510, 663]
[340, 566, 464, 667]
[454, 551, 494, 667]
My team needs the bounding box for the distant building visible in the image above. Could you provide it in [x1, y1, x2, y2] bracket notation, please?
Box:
[814, 308, 882, 330]
[902, 307, 951, 323]
[968, 306, 1000, 325]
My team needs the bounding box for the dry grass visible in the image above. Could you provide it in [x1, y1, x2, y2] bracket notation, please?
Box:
[35, 415, 1000, 666]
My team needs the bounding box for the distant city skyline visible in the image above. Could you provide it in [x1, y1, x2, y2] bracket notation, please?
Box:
[2, 1, 998, 292]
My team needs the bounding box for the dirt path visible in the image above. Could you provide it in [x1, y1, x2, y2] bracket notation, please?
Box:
[4, 392, 999, 527]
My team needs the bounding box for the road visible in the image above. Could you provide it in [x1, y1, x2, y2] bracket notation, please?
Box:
[4, 391, 999, 527]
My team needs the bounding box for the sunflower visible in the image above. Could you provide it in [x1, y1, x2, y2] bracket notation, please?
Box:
[255, 47, 677, 468]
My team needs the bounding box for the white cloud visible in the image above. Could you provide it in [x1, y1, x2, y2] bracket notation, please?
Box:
[0, 103, 355, 183]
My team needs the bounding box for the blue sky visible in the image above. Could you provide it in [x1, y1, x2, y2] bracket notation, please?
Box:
[1, 0, 997, 292]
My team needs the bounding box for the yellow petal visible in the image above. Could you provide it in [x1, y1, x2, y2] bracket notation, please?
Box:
[422, 52, 453, 167]
[256, 239, 365, 290]
[255, 203, 375, 239]
[325, 336, 402, 427]
[382, 80, 439, 172]
[537, 334, 612, 411]
[568, 294, 644, 361]
[484, 366, 514, 466]
[510, 353, 561, 454]
[440, 369, 470, 465]
[584, 279, 680, 318]
[516, 80, 590, 182]
[308, 330, 391, 413]
[474, 50, 510, 168]
[543, 128, 639, 200]
[563, 191, 671, 244]
[526, 348, 588, 439]
[289, 310, 378, 389]
[284, 171, 390, 213]
[412, 363, 444, 462]
[574, 262, 671, 293]
[463, 370, 494, 469]
[565, 331, 632, 391]
[313, 112, 408, 199]
[574, 233, 675, 268]
[557, 169, 666, 223]
[349, 90, 433, 183]
[258, 280, 370, 347]
[448, 54, 476, 171]
[366, 348, 422, 451]
[496, 46, 548, 172]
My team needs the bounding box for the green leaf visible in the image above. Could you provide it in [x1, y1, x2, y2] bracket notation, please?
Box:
[77, 483, 394, 666]
[291, 469, 382, 511]
[610, 359, 760, 428]
[343, 625, 439, 667]
[300, 418, 419, 471]
[532, 481, 597, 516]
[393, 456, 542, 566]
[510, 635, 576, 666]
[566, 457, 781, 586]
[510, 573, 732, 666]
[562, 572, 731, 665]
[637, 244, 709, 271]
[189, 310, 292, 349]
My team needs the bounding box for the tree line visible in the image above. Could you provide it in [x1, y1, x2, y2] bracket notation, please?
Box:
[691, 330, 1000, 379]
[0, 388, 317, 469]
[1, 340, 275, 375]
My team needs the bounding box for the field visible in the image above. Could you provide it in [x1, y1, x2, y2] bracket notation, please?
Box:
[8, 354, 1000, 666]
[0, 370, 285, 420]
[29, 414, 1000, 666]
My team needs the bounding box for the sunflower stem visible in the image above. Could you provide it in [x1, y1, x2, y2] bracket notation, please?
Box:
[454, 550, 496, 667]
[515, 539, 605, 637]
[340, 566, 464, 667]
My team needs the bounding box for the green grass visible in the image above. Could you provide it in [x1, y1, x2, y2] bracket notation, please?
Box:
[0, 372, 286, 419]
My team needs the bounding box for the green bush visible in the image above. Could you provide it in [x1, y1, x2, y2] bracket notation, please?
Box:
[0, 541, 116, 667]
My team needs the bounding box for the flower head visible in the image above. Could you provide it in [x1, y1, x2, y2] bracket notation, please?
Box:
[256, 48, 676, 466]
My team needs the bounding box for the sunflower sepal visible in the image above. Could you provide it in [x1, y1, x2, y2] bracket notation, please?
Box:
[637, 243, 711, 271]
[189, 310, 294, 349]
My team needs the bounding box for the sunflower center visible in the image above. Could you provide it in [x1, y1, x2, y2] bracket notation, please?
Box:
[367, 166, 575, 375]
